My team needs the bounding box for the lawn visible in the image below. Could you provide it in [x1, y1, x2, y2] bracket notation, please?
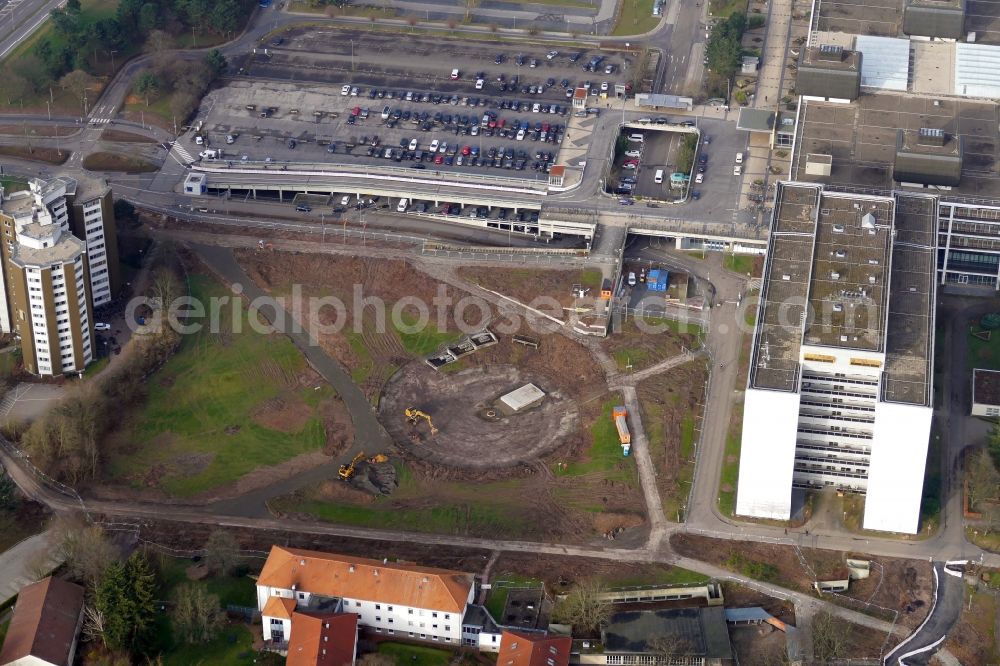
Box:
[82, 152, 158, 173]
[395, 310, 461, 357]
[555, 398, 635, 480]
[162, 624, 258, 666]
[723, 253, 755, 275]
[709, 0, 749, 18]
[273, 492, 528, 536]
[108, 273, 331, 496]
[83, 356, 109, 378]
[611, 0, 661, 36]
[0, 178, 28, 193]
[0, 146, 68, 164]
[484, 573, 543, 620]
[718, 403, 743, 517]
[377, 642, 453, 666]
[967, 322, 1000, 371]
[123, 94, 177, 129]
[602, 565, 710, 588]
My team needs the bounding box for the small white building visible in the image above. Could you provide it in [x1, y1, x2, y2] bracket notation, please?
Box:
[257, 546, 475, 648]
[972, 368, 1000, 417]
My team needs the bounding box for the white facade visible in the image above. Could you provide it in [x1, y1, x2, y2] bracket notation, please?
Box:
[77, 197, 112, 306]
[257, 583, 470, 645]
[735, 388, 799, 520]
[863, 402, 933, 533]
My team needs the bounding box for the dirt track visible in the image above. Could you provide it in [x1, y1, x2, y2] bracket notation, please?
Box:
[379, 363, 577, 469]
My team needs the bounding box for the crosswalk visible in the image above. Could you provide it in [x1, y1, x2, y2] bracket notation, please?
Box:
[170, 142, 195, 165]
[89, 118, 113, 125]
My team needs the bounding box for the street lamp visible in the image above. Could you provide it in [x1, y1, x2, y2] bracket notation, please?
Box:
[110, 49, 117, 71]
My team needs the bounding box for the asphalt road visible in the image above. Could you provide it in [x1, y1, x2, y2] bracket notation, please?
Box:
[0, 0, 63, 61]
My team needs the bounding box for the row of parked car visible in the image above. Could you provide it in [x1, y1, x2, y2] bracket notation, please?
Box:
[366, 139, 558, 172]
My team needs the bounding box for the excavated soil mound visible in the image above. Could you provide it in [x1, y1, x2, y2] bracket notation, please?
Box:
[379, 363, 576, 469]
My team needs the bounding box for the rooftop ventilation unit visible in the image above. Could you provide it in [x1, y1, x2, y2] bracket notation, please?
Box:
[818, 44, 844, 61]
[917, 127, 946, 146]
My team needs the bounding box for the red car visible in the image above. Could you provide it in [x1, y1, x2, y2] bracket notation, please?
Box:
[542, 123, 550, 132]
[461, 145, 471, 156]
[350, 106, 361, 116]
[434, 154, 444, 164]
[623, 159, 639, 166]
[498, 118, 506, 129]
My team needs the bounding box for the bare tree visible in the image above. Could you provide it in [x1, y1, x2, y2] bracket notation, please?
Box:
[967, 448, 1000, 512]
[811, 611, 850, 662]
[203, 529, 240, 576]
[552, 579, 610, 633]
[54, 518, 117, 588]
[171, 583, 223, 644]
[407, 16, 418, 32]
[82, 605, 106, 644]
[446, 18, 458, 31]
[144, 29, 175, 54]
[649, 635, 695, 662]
[58, 70, 94, 110]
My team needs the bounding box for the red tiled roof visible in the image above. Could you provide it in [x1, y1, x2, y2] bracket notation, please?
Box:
[0, 576, 84, 666]
[262, 595, 297, 620]
[497, 630, 572, 666]
[287, 612, 358, 666]
[257, 546, 473, 613]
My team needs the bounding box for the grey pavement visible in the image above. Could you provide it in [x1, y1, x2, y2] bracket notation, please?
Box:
[884, 564, 965, 666]
[0, 0, 64, 61]
[0, 382, 66, 423]
[0, 528, 60, 605]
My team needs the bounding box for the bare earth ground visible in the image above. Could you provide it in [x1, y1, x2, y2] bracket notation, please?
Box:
[380, 363, 578, 469]
[602, 317, 701, 372]
[456, 266, 603, 309]
[941, 586, 1000, 665]
[238, 250, 650, 542]
[671, 534, 933, 629]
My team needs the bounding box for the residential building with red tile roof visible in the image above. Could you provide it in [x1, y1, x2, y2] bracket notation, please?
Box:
[286, 612, 358, 666]
[257, 546, 475, 647]
[0, 576, 85, 666]
[497, 631, 571, 666]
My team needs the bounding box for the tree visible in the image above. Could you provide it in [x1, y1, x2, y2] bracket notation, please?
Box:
[648, 635, 695, 662]
[551, 579, 610, 633]
[54, 519, 117, 588]
[967, 448, 1000, 512]
[133, 72, 160, 106]
[208, 0, 239, 34]
[0, 471, 18, 511]
[144, 29, 175, 54]
[204, 49, 227, 77]
[114, 199, 137, 224]
[66, 0, 81, 11]
[2, 73, 32, 105]
[203, 530, 239, 576]
[811, 611, 850, 662]
[59, 70, 94, 107]
[50, 7, 82, 38]
[989, 425, 1000, 471]
[95, 552, 158, 652]
[138, 3, 159, 31]
[171, 584, 223, 643]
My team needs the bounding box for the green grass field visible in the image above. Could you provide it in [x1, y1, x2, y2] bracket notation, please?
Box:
[611, 0, 661, 36]
[0, 178, 28, 193]
[723, 253, 755, 275]
[395, 310, 461, 356]
[718, 403, 743, 516]
[556, 399, 636, 481]
[109, 274, 331, 496]
[709, 0, 749, 18]
[602, 565, 710, 588]
[968, 324, 1000, 371]
[162, 624, 258, 666]
[485, 574, 544, 620]
[377, 642, 453, 666]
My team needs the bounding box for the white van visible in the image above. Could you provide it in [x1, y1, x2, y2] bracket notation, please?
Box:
[628, 133, 644, 143]
[735, 152, 744, 164]
[397, 198, 409, 212]
[654, 169, 665, 184]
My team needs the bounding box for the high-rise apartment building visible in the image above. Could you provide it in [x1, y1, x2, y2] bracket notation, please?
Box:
[0, 177, 119, 376]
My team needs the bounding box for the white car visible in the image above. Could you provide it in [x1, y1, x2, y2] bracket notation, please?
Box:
[341, 84, 351, 96]
[622, 162, 637, 170]
[408, 138, 418, 151]
[735, 152, 744, 164]
[532, 103, 541, 113]
[600, 81, 609, 91]
[624, 150, 642, 158]
[516, 128, 526, 141]
[429, 139, 440, 152]
[627, 272, 637, 286]
[341, 195, 351, 205]
[450, 68, 460, 79]
[733, 165, 743, 176]
[438, 141, 448, 154]
[475, 78, 484, 90]
[94, 322, 111, 331]
[547, 50, 559, 59]
[350, 86, 359, 96]
[397, 198, 409, 212]
[695, 172, 704, 184]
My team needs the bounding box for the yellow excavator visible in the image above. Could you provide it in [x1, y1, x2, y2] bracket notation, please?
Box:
[368, 453, 389, 464]
[338, 452, 366, 480]
[404, 408, 439, 435]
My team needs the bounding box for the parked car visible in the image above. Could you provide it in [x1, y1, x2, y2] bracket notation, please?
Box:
[95, 322, 111, 331]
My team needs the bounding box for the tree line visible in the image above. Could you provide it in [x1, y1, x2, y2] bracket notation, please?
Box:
[704, 12, 747, 99]
[2, 0, 249, 106]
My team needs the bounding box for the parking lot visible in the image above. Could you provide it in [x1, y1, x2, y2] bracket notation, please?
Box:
[190, 79, 575, 178]
[248, 27, 636, 106]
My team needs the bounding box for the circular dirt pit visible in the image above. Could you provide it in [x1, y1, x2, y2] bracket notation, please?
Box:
[379, 363, 577, 470]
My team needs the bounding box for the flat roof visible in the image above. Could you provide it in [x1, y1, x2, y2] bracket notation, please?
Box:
[802, 45, 862, 71]
[791, 95, 1000, 197]
[750, 183, 819, 392]
[499, 383, 546, 411]
[973, 368, 1000, 407]
[898, 128, 961, 156]
[10, 228, 85, 268]
[602, 608, 732, 660]
[855, 36, 910, 90]
[882, 193, 935, 406]
[803, 192, 892, 351]
[816, 0, 904, 37]
[737, 108, 776, 133]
